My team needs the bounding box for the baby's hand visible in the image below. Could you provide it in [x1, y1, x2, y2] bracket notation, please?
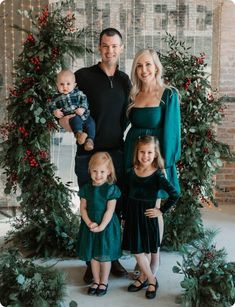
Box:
[88, 222, 98, 230]
[144, 208, 162, 218]
[53, 108, 64, 118]
[75, 107, 85, 116]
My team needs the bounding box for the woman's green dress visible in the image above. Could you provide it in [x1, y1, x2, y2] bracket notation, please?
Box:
[77, 182, 121, 262]
[124, 87, 181, 196]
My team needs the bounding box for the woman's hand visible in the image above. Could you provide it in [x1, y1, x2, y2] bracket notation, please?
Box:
[144, 208, 162, 218]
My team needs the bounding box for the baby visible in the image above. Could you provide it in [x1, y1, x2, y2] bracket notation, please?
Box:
[50, 69, 95, 151]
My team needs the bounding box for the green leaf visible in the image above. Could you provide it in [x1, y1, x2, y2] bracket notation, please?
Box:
[69, 301, 78, 307]
[172, 265, 181, 273]
[16, 274, 25, 285]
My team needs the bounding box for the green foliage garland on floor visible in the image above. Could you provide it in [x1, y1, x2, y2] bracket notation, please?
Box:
[0, 249, 67, 307]
[0, 2, 89, 257]
[159, 34, 234, 249]
[173, 229, 235, 307]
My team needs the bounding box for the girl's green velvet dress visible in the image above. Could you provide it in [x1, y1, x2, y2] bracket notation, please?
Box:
[124, 87, 181, 197]
[122, 169, 180, 254]
[77, 182, 122, 262]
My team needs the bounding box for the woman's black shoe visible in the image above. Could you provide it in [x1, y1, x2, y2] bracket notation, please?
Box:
[96, 283, 108, 296]
[127, 278, 148, 292]
[87, 282, 99, 295]
[145, 279, 159, 299]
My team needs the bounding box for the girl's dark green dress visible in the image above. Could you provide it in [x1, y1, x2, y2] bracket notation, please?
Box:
[77, 182, 121, 262]
[122, 169, 180, 254]
[124, 87, 181, 196]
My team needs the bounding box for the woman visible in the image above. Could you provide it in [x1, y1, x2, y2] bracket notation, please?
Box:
[124, 48, 181, 276]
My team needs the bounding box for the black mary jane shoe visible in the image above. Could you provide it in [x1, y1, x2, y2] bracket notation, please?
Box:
[145, 279, 159, 299]
[127, 278, 148, 292]
[87, 282, 99, 295]
[96, 283, 108, 296]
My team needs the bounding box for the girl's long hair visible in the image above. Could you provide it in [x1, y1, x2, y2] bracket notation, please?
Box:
[88, 151, 116, 184]
[133, 135, 165, 170]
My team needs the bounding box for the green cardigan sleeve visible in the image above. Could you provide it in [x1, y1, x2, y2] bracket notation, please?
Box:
[162, 88, 181, 168]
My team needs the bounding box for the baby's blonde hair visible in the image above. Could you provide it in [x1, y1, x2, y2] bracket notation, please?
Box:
[88, 152, 116, 184]
[133, 135, 165, 170]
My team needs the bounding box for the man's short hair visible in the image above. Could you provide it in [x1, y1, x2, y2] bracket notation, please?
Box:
[99, 28, 123, 44]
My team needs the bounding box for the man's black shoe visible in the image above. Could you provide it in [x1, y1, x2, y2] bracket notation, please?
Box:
[111, 260, 128, 277]
[83, 262, 93, 284]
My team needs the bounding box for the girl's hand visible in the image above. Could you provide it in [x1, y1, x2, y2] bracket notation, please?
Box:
[53, 108, 64, 118]
[88, 222, 98, 229]
[145, 208, 162, 218]
[75, 107, 85, 116]
[90, 225, 104, 233]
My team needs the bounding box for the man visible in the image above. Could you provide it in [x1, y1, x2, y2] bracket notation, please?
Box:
[74, 28, 131, 284]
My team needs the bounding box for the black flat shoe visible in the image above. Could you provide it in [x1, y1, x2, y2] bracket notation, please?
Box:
[145, 278, 159, 299]
[127, 278, 148, 292]
[87, 282, 99, 295]
[96, 283, 108, 296]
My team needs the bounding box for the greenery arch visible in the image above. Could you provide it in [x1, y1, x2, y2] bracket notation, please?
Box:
[0, 5, 233, 257]
[0, 3, 89, 257]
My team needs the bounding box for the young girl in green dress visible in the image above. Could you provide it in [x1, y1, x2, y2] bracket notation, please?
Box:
[77, 152, 121, 296]
[122, 135, 180, 299]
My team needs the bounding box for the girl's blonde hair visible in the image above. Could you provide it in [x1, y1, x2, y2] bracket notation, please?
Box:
[133, 135, 165, 170]
[88, 152, 116, 184]
[127, 48, 164, 114]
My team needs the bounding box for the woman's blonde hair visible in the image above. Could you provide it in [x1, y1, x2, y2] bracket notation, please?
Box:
[133, 135, 165, 170]
[88, 152, 116, 184]
[127, 48, 164, 114]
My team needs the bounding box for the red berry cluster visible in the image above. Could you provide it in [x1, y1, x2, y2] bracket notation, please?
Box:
[206, 129, 213, 140]
[25, 97, 33, 103]
[51, 47, 59, 62]
[177, 161, 184, 171]
[30, 56, 40, 71]
[24, 150, 38, 167]
[10, 171, 18, 183]
[39, 150, 48, 160]
[38, 6, 49, 27]
[184, 78, 191, 90]
[24, 33, 35, 45]
[9, 88, 19, 97]
[18, 127, 29, 138]
[0, 123, 15, 140]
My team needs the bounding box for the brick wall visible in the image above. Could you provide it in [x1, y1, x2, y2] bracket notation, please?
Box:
[215, 1, 235, 205]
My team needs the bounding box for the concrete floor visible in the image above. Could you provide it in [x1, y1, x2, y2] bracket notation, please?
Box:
[0, 205, 235, 307]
